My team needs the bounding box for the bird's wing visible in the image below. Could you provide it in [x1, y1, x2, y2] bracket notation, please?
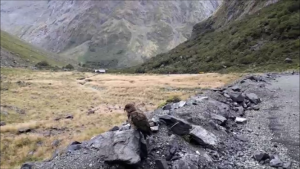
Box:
[130, 111, 151, 132]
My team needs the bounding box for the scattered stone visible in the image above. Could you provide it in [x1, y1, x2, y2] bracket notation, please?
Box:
[166, 135, 178, 161]
[0, 121, 6, 126]
[284, 58, 292, 63]
[196, 96, 209, 102]
[18, 128, 32, 134]
[253, 153, 270, 162]
[159, 115, 192, 135]
[189, 125, 218, 149]
[172, 154, 208, 169]
[170, 120, 192, 135]
[235, 117, 247, 124]
[155, 159, 168, 169]
[163, 104, 172, 110]
[250, 105, 260, 111]
[20, 163, 34, 169]
[246, 93, 260, 105]
[235, 106, 244, 116]
[178, 101, 186, 108]
[87, 109, 95, 115]
[231, 85, 241, 92]
[54, 117, 61, 121]
[150, 126, 159, 132]
[65, 115, 73, 119]
[282, 161, 292, 169]
[270, 156, 283, 168]
[211, 114, 227, 124]
[67, 141, 82, 153]
[109, 126, 119, 131]
[235, 134, 248, 142]
[119, 124, 131, 131]
[223, 93, 230, 98]
[229, 93, 245, 103]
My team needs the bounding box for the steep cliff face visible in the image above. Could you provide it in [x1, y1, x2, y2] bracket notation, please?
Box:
[191, 0, 279, 37]
[0, 0, 221, 68]
[135, 0, 299, 73]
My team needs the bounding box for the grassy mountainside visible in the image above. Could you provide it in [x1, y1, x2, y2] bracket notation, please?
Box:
[134, 0, 300, 73]
[0, 30, 69, 67]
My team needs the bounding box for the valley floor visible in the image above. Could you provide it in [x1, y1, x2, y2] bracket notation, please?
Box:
[0, 68, 239, 168]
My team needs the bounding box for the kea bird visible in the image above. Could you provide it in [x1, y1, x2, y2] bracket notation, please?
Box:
[124, 103, 152, 139]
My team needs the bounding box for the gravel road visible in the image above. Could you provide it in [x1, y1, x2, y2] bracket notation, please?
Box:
[241, 74, 299, 169]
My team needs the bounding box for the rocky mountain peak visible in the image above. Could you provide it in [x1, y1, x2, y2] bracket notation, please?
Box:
[1, 0, 222, 68]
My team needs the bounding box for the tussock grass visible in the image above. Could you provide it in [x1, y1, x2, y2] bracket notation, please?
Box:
[0, 68, 239, 168]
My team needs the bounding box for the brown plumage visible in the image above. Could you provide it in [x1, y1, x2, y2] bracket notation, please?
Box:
[124, 103, 152, 139]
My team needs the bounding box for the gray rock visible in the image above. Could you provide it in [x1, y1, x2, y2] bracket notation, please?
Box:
[235, 117, 247, 124]
[163, 104, 172, 110]
[270, 156, 283, 168]
[253, 153, 270, 162]
[211, 114, 227, 124]
[172, 154, 209, 169]
[229, 93, 245, 103]
[195, 96, 209, 102]
[250, 105, 260, 111]
[178, 101, 186, 108]
[159, 115, 192, 135]
[235, 134, 248, 142]
[65, 115, 73, 119]
[150, 126, 159, 132]
[223, 93, 230, 98]
[231, 85, 241, 92]
[0, 121, 6, 126]
[166, 135, 179, 161]
[189, 125, 218, 149]
[155, 159, 169, 169]
[20, 163, 34, 169]
[18, 128, 32, 134]
[67, 141, 82, 153]
[87, 130, 143, 165]
[235, 106, 244, 116]
[246, 93, 260, 105]
[109, 126, 119, 131]
[119, 124, 130, 131]
[282, 161, 292, 169]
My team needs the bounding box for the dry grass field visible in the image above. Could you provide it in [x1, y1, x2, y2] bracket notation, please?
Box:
[0, 68, 240, 168]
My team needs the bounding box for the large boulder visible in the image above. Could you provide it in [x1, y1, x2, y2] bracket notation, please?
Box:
[24, 130, 144, 169]
[86, 130, 143, 164]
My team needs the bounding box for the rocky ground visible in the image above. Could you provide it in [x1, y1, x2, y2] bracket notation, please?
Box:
[21, 72, 299, 169]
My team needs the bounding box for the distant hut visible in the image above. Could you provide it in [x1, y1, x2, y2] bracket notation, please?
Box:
[94, 69, 106, 73]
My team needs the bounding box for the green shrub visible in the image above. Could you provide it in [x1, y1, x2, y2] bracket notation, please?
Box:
[166, 95, 181, 103]
[35, 61, 50, 68]
[65, 64, 74, 70]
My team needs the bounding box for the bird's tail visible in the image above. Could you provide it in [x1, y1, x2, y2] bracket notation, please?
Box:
[139, 130, 152, 139]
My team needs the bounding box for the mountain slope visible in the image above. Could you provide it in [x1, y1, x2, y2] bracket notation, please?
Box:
[135, 0, 300, 73]
[0, 30, 68, 67]
[1, 0, 221, 68]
